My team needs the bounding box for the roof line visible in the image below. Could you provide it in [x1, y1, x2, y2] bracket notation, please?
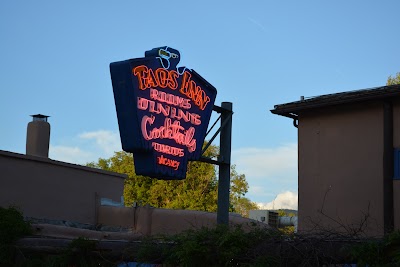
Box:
[271, 84, 400, 118]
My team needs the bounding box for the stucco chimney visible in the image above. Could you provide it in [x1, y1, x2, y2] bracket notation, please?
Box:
[26, 114, 50, 158]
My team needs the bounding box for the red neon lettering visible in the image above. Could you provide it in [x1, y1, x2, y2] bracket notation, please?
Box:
[141, 117, 196, 152]
[133, 66, 179, 90]
[184, 127, 196, 153]
[157, 155, 180, 170]
[149, 101, 156, 113]
[133, 65, 148, 90]
[150, 88, 191, 109]
[155, 68, 168, 88]
[170, 107, 201, 125]
[138, 97, 201, 125]
[167, 70, 179, 89]
[179, 71, 210, 110]
[150, 88, 158, 100]
[137, 97, 149, 110]
[152, 142, 184, 157]
[146, 68, 158, 88]
[141, 115, 155, 140]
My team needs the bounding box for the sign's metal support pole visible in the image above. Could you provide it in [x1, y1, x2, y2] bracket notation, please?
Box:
[217, 102, 233, 225]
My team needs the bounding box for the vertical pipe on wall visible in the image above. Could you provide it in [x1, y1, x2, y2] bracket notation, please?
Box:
[217, 102, 233, 225]
[383, 101, 394, 234]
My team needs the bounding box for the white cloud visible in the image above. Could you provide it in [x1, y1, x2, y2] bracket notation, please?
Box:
[49, 145, 94, 165]
[232, 143, 298, 205]
[250, 186, 271, 196]
[257, 191, 298, 210]
[232, 143, 297, 181]
[79, 130, 121, 155]
[246, 186, 278, 202]
[50, 130, 122, 165]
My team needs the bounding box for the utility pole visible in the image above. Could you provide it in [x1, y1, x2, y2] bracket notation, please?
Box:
[217, 102, 233, 225]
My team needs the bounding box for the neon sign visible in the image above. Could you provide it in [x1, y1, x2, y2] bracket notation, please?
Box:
[110, 46, 217, 179]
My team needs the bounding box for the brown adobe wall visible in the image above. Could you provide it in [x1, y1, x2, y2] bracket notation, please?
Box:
[0, 150, 126, 225]
[98, 205, 264, 236]
[298, 101, 384, 237]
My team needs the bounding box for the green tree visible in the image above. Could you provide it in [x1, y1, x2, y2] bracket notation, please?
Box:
[89, 150, 217, 211]
[229, 165, 258, 217]
[387, 72, 400, 85]
[87, 151, 154, 204]
[88, 145, 255, 215]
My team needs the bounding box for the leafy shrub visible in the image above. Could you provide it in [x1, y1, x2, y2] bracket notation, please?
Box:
[135, 225, 282, 267]
[349, 231, 400, 266]
[0, 206, 32, 266]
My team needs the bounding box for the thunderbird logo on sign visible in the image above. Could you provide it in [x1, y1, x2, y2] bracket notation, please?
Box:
[110, 47, 217, 179]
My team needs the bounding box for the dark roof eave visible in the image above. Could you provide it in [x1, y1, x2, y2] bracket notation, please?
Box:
[270, 111, 298, 119]
[271, 84, 400, 118]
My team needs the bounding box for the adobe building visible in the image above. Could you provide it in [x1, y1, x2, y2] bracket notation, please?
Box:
[0, 114, 127, 225]
[271, 84, 400, 237]
[1, 115, 262, 239]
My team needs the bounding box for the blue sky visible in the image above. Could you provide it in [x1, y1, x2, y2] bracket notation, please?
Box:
[1, 1, 399, 209]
